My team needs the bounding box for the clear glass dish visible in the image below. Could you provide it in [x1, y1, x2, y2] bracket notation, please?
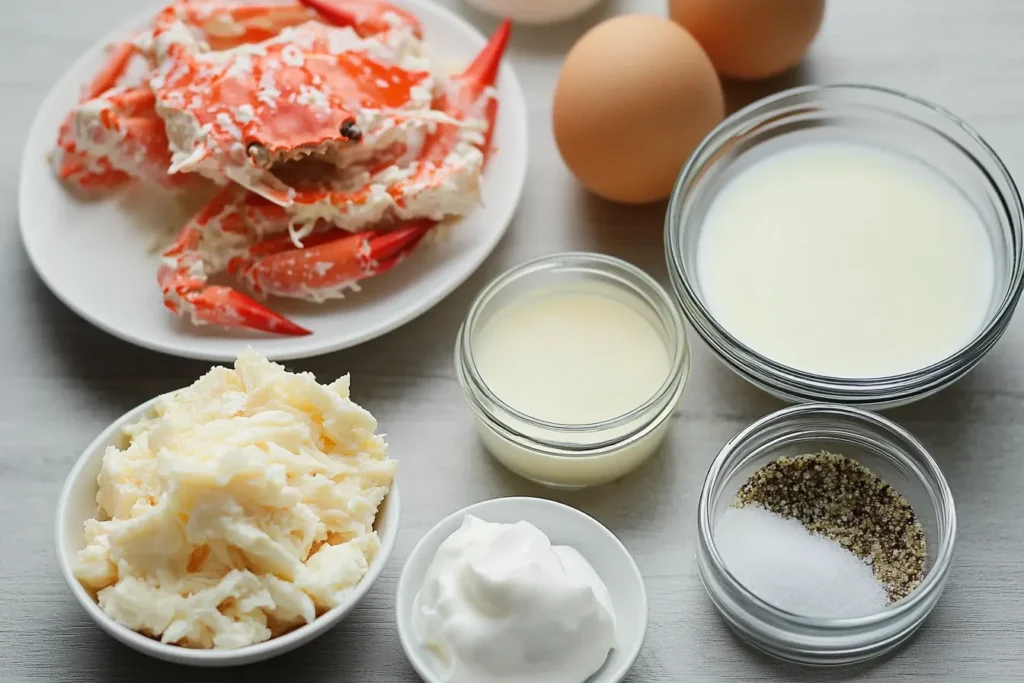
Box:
[454, 252, 689, 489]
[665, 84, 1024, 408]
[696, 403, 956, 666]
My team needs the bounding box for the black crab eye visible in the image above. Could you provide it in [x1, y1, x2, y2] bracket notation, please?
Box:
[340, 118, 362, 142]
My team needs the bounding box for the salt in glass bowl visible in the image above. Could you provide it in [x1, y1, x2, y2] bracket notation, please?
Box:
[696, 403, 956, 666]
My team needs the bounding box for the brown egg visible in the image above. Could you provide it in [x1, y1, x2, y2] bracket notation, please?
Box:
[553, 15, 724, 205]
[668, 0, 825, 80]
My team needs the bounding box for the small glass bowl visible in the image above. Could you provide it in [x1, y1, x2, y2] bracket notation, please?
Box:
[696, 403, 956, 666]
[665, 84, 1024, 408]
[454, 252, 689, 489]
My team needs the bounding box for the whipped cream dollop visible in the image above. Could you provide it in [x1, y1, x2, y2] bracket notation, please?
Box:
[412, 515, 616, 683]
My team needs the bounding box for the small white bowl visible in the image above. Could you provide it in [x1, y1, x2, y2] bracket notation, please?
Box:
[55, 393, 401, 667]
[395, 497, 648, 683]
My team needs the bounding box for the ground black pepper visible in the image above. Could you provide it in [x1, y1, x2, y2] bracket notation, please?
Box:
[733, 451, 926, 602]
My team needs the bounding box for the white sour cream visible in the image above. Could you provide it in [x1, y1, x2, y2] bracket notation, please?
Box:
[412, 515, 617, 683]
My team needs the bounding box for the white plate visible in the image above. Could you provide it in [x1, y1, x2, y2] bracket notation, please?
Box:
[19, 1, 528, 361]
[55, 392, 401, 666]
[395, 497, 649, 683]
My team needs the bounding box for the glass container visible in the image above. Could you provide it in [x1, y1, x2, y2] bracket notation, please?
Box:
[666, 84, 1024, 408]
[455, 252, 689, 488]
[697, 403, 956, 666]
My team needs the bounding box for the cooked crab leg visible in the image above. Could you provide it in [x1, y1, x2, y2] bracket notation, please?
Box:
[163, 0, 419, 48]
[167, 282, 313, 336]
[157, 188, 428, 335]
[52, 38, 151, 192]
[416, 17, 508, 168]
[71, 1, 324, 100]
[157, 187, 312, 335]
[233, 221, 433, 299]
[156, 1, 321, 51]
[84, 43, 139, 101]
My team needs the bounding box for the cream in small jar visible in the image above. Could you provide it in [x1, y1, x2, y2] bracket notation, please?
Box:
[412, 515, 616, 683]
[473, 286, 670, 424]
[456, 253, 688, 488]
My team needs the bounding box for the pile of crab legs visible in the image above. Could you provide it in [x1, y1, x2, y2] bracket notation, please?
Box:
[53, 0, 511, 336]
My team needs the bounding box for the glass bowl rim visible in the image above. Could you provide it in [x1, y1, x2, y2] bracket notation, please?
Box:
[697, 402, 957, 630]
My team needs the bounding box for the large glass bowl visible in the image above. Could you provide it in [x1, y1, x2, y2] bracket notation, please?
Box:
[665, 84, 1024, 408]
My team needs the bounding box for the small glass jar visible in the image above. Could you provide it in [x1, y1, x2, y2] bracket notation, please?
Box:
[666, 84, 1024, 408]
[696, 403, 956, 666]
[455, 252, 689, 489]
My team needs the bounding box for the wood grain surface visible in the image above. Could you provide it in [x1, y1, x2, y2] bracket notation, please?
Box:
[4, 1, 1024, 681]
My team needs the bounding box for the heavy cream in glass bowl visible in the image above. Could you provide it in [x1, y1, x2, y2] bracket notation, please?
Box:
[666, 84, 1024, 408]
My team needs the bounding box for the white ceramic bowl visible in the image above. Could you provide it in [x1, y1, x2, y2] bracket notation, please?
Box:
[54, 394, 401, 667]
[395, 497, 648, 683]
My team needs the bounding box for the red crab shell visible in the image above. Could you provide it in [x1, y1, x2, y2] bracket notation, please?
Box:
[151, 20, 442, 204]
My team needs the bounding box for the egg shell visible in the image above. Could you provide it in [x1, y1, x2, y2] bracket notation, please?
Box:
[668, 0, 825, 81]
[552, 14, 724, 205]
[463, 0, 603, 24]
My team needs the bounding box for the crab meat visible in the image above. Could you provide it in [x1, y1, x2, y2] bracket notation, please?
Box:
[157, 19, 511, 335]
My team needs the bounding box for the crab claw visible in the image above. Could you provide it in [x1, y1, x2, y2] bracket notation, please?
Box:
[236, 221, 433, 299]
[157, 187, 312, 336]
[297, 0, 423, 37]
[167, 286, 313, 336]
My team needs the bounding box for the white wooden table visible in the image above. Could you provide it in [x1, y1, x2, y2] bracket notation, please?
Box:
[4, 1, 1024, 680]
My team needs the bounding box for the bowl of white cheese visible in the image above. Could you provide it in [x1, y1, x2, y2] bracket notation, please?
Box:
[55, 351, 400, 666]
[395, 496, 648, 683]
